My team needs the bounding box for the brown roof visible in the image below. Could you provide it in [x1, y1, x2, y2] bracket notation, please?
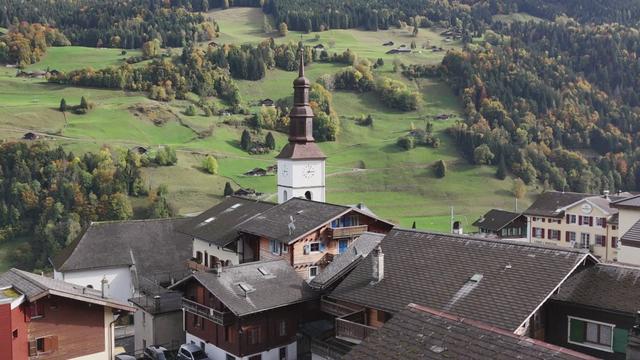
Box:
[612, 194, 640, 209]
[523, 191, 593, 218]
[275, 142, 326, 160]
[344, 303, 597, 360]
[472, 209, 524, 232]
[330, 228, 595, 331]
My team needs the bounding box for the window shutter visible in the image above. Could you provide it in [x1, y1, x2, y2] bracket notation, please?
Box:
[589, 216, 593, 226]
[578, 216, 582, 225]
[28, 340, 37, 356]
[541, 229, 545, 239]
[602, 218, 607, 228]
[319, 243, 326, 252]
[547, 229, 551, 239]
[613, 328, 629, 353]
[566, 214, 569, 223]
[569, 319, 585, 342]
[565, 231, 570, 242]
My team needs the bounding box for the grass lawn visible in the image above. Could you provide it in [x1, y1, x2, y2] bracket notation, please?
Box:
[208, 7, 462, 65]
[23, 46, 142, 73]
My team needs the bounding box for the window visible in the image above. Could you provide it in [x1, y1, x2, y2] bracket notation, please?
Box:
[247, 327, 261, 345]
[567, 214, 577, 224]
[28, 302, 44, 319]
[595, 235, 606, 246]
[581, 233, 590, 247]
[270, 239, 281, 255]
[279, 347, 287, 360]
[195, 251, 203, 264]
[283, 190, 288, 202]
[567, 231, 576, 243]
[282, 244, 288, 253]
[32, 336, 58, 354]
[533, 227, 544, 238]
[612, 237, 619, 248]
[309, 266, 318, 279]
[305, 191, 312, 200]
[142, 311, 146, 326]
[278, 320, 287, 336]
[596, 217, 606, 227]
[226, 355, 236, 360]
[548, 229, 560, 240]
[541, 218, 546, 223]
[580, 216, 593, 226]
[568, 317, 615, 352]
[249, 355, 262, 360]
[12, 329, 18, 338]
[309, 243, 320, 252]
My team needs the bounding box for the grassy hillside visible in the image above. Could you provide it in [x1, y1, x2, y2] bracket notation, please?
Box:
[0, 7, 535, 246]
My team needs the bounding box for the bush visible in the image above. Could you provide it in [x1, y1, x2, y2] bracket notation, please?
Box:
[202, 155, 219, 175]
[434, 160, 446, 178]
[155, 146, 178, 166]
[224, 182, 234, 196]
[397, 136, 415, 150]
[473, 144, 495, 165]
[185, 104, 197, 116]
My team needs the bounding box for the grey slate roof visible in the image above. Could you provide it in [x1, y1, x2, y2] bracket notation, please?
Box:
[175, 260, 318, 316]
[621, 219, 640, 245]
[553, 264, 640, 314]
[310, 232, 384, 290]
[330, 228, 593, 332]
[237, 198, 350, 244]
[53, 218, 192, 284]
[0, 268, 135, 311]
[130, 290, 183, 315]
[344, 304, 597, 360]
[472, 209, 523, 232]
[176, 196, 275, 246]
[612, 194, 640, 209]
[523, 191, 592, 217]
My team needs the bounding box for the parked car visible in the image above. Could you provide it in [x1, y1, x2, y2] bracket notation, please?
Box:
[144, 345, 175, 360]
[177, 344, 210, 360]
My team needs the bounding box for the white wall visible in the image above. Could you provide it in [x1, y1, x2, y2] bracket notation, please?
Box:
[618, 208, 640, 237]
[54, 266, 133, 303]
[193, 238, 240, 266]
[134, 308, 153, 352]
[186, 332, 296, 360]
[277, 159, 326, 203]
[619, 246, 640, 266]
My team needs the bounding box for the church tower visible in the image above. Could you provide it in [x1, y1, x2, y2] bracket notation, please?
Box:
[276, 53, 326, 204]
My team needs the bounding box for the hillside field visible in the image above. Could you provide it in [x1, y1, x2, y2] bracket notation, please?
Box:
[0, 7, 536, 271]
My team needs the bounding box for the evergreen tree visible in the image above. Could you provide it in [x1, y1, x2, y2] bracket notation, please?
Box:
[224, 182, 234, 196]
[80, 96, 89, 109]
[496, 153, 507, 180]
[240, 129, 251, 150]
[278, 22, 288, 37]
[265, 132, 276, 150]
[59, 98, 67, 112]
[434, 160, 446, 178]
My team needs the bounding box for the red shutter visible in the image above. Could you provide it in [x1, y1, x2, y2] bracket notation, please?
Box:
[589, 216, 593, 226]
[541, 229, 545, 239]
[547, 229, 551, 239]
[566, 214, 570, 223]
[602, 218, 607, 228]
[578, 216, 582, 225]
[566, 231, 570, 242]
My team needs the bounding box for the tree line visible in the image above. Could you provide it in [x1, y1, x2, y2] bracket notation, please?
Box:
[0, 22, 69, 66]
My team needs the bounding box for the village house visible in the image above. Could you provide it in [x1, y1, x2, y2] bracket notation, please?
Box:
[170, 260, 318, 360]
[343, 303, 598, 360]
[523, 191, 633, 261]
[472, 208, 527, 240]
[53, 218, 192, 302]
[544, 263, 640, 359]
[314, 228, 598, 358]
[611, 194, 640, 266]
[0, 268, 136, 360]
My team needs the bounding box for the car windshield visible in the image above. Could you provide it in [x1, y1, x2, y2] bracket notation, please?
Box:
[192, 350, 208, 360]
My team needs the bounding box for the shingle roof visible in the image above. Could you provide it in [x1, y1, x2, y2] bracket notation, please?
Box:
[553, 264, 640, 314]
[472, 209, 523, 232]
[330, 229, 593, 332]
[176, 196, 275, 247]
[523, 191, 592, 217]
[310, 232, 385, 290]
[237, 198, 350, 244]
[275, 142, 326, 160]
[129, 290, 183, 315]
[174, 260, 318, 316]
[53, 218, 192, 283]
[0, 268, 135, 311]
[621, 218, 640, 246]
[344, 304, 597, 360]
[612, 194, 640, 209]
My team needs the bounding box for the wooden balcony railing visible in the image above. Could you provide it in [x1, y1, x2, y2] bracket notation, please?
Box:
[335, 318, 377, 344]
[186, 260, 208, 272]
[320, 297, 363, 317]
[329, 225, 369, 239]
[181, 298, 233, 326]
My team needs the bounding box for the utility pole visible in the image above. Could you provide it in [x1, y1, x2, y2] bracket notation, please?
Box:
[450, 206, 454, 234]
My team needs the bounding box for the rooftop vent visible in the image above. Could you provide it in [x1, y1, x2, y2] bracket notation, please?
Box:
[258, 267, 270, 276]
[237, 282, 255, 297]
[430, 345, 446, 354]
[469, 273, 483, 283]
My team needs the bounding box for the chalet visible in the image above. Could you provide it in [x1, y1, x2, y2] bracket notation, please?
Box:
[344, 303, 597, 360]
[472, 209, 527, 239]
[170, 260, 318, 360]
[235, 198, 394, 280]
[53, 218, 192, 302]
[129, 279, 184, 353]
[0, 268, 135, 360]
[523, 191, 633, 261]
[545, 264, 640, 359]
[316, 228, 598, 355]
[611, 194, 640, 265]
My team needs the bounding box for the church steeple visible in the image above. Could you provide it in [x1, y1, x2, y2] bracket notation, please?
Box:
[288, 52, 315, 143]
[276, 50, 326, 204]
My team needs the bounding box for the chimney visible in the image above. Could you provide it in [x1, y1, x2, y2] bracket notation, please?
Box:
[153, 295, 161, 313]
[371, 245, 384, 283]
[100, 276, 108, 298]
[627, 311, 640, 360]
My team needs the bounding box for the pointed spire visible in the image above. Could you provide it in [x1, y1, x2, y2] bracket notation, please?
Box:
[298, 50, 305, 78]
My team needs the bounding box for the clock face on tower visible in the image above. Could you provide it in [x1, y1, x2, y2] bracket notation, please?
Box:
[303, 164, 316, 179]
[280, 164, 289, 177]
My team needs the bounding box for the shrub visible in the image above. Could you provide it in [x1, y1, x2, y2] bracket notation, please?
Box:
[434, 160, 446, 178]
[185, 104, 197, 116]
[266, 132, 276, 150]
[397, 136, 415, 150]
[202, 155, 219, 175]
[224, 182, 234, 196]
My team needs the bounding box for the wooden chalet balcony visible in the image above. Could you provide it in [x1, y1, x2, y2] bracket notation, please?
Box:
[181, 298, 233, 326]
[329, 225, 369, 239]
[186, 260, 208, 272]
[335, 317, 377, 344]
[320, 297, 363, 317]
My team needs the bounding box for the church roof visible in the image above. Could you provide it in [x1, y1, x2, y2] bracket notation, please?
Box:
[275, 142, 326, 160]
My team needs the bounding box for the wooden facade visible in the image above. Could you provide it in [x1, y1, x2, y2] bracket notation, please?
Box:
[182, 279, 308, 358]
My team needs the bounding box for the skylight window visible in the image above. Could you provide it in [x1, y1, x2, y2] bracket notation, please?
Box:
[258, 267, 270, 276]
[237, 282, 255, 295]
[469, 273, 483, 283]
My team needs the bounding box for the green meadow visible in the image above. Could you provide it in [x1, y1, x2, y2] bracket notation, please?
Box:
[0, 7, 535, 242]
